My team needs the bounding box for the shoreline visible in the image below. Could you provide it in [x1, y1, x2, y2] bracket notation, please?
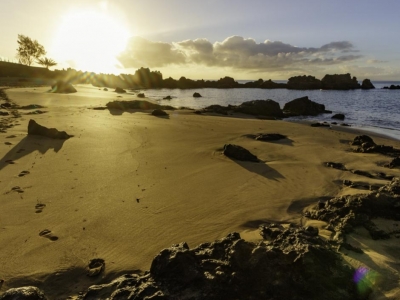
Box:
[1, 86, 400, 299]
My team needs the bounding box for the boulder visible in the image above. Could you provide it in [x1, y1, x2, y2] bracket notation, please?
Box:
[254, 133, 286, 141]
[287, 75, 322, 90]
[50, 81, 77, 93]
[385, 157, 400, 169]
[103, 88, 108, 91]
[163, 95, 172, 100]
[137, 93, 145, 98]
[234, 99, 283, 118]
[114, 87, 126, 93]
[106, 100, 174, 111]
[332, 113, 345, 120]
[28, 119, 72, 139]
[151, 109, 168, 116]
[193, 92, 202, 98]
[361, 79, 375, 89]
[351, 135, 375, 146]
[383, 85, 400, 90]
[223, 144, 258, 162]
[283, 96, 327, 116]
[203, 104, 229, 115]
[0, 286, 47, 300]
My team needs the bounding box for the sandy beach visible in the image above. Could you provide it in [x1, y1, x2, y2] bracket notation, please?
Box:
[1, 85, 400, 299]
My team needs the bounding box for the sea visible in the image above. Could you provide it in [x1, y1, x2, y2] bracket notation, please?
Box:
[141, 81, 400, 141]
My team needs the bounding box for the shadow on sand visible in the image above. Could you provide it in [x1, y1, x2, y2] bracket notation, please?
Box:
[228, 158, 285, 181]
[0, 135, 68, 171]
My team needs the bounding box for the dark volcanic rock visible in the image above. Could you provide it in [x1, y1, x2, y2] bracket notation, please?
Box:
[325, 162, 347, 170]
[193, 92, 202, 97]
[332, 113, 345, 120]
[361, 79, 375, 89]
[223, 144, 258, 162]
[283, 96, 327, 116]
[87, 258, 105, 277]
[385, 157, 400, 169]
[151, 109, 168, 116]
[255, 133, 286, 141]
[321, 73, 360, 90]
[383, 85, 400, 90]
[351, 135, 400, 157]
[203, 104, 229, 115]
[114, 87, 126, 93]
[50, 81, 77, 93]
[28, 120, 71, 139]
[137, 93, 145, 98]
[234, 99, 283, 118]
[163, 95, 172, 100]
[305, 178, 400, 242]
[69, 229, 360, 300]
[311, 122, 330, 127]
[0, 286, 47, 300]
[106, 100, 174, 111]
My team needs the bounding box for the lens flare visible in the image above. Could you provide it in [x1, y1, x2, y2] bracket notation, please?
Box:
[353, 267, 379, 296]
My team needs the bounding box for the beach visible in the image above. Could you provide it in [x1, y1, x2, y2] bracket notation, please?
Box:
[1, 85, 400, 299]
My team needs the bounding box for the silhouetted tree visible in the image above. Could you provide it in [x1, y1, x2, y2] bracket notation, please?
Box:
[37, 57, 57, 69]
[16, 34, 46, 66]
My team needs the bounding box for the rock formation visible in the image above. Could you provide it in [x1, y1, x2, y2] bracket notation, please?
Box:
[332, 113, 345, 120]
[28, 119, 72, 139]
[321, 74, 360, 90]
[287, 75, 322, 90]
[193, 92, 202, 97]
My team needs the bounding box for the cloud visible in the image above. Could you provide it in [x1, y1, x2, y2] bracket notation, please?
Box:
[117, 36, 186, 68]
[117, 35, 361, 72]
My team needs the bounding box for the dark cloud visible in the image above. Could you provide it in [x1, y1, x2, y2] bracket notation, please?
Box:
[117, 35, 361, 71]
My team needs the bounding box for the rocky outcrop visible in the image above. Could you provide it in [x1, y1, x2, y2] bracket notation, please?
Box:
[385, 157, 400, 169]
[28, 120, 72, 139]
[287, 75, 322, 90]
[163, 95, 172, 100]
[383, 85, 400, 90]
[203, 104, 230, 115]
[23, 229, 358, 300]
[305, 178, 400, 242]
[321, 74, 360, 90]
[137, 93, 145, 98]
[50, 81, 77, 93]
[361, 79, 375, 89]
[283, 96, 327, 116]
[223, 144, 258, 162]
[234, 99, 283, 118]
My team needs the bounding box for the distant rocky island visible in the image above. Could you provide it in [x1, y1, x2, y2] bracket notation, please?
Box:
[0, 61, 378, 91]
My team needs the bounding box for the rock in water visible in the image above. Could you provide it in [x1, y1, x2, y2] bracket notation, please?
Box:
[0, 286, 47, 300]
[332, 113, 345, 120]
[361, 79, 375, 89]
[50, 81, 77, 93]
[235, 99, 283, 118]
[283, 96, 327, 116]
[193, 92, 202, 97]
[223, 144, 258, 162]
[28, 120, 71, 139]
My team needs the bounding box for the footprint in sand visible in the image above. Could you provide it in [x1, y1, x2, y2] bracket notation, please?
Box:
[4, 142, 12, 145]
[39, 229, 58, 241]
[5, 135, 16, 138]
[5, 159, 15, 164]
[35, 203, 46, 213]
[11, 186, 24, 193]
[18, 170, 30, 177]
[16, 148, 25, 154]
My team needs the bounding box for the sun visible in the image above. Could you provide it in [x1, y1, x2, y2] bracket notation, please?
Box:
[51, 10, 130, 73]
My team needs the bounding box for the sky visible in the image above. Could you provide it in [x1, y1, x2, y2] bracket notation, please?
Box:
[1, 0, 400, 80]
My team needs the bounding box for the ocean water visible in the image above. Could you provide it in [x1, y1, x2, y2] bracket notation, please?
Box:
[142, 81, 400, 140]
